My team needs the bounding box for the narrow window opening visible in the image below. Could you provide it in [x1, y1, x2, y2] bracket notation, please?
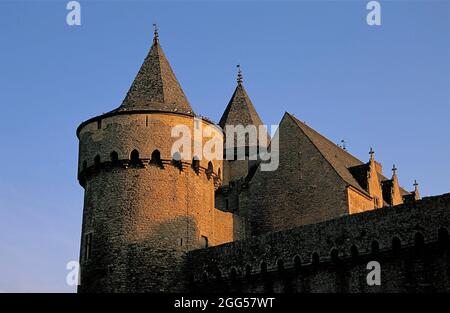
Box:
[330, 249, 339, 264]
[201, 272, 208, 283]
[97, 120, 102, 130]
[371, 240, 380, 255]
[312, 252, 320, 266]
[192, 157, 200, 174]
[206, 161, 213, 179]
[350, 245, 359, 261]
[150, 150, 163, 168]
[245, 265, 252, 280]
[172, 152, 183, 171]
[260, 261, 267, 275]
[293, 255, 301, 272]
[110, 151, 119, 164]
[415, 232, 425, 254]
[392, 237, 401, 255]
[277, 259, 284, 273]
[94, 155, 101, 169]
[230, 268, 237, 282]
[374, 197, 380, 208]
[200, 235, 208, 248]
[130, 149, 141, 167]
[84, 233, 93, 261]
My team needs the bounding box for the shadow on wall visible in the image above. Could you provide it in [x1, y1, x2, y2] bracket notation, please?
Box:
[125, 215, 200, 292]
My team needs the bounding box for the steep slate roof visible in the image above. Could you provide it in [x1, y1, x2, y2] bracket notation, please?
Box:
[115, 34, 194, 115]
[286, 113, 369, 195]
[219, 82, 266, 130]
[287, 113, 410, 197]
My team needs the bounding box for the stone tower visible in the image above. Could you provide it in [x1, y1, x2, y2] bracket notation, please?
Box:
[76, 29, 236, 292]
[219, 66, 269, 185]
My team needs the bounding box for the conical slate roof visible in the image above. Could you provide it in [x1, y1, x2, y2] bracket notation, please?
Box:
[219, 80, 270, 148]
[219, 83, 265, 129]
[117, 33, 194, 115]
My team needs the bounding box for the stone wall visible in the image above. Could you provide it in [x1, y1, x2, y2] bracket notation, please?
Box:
[347, 186, 375, 214]
[77, 112, 242, 292]
[186, 193, 450, 293]
[237, 114, 349, 236]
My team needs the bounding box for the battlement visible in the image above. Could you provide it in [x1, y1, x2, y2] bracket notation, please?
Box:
[186, 193, 450, 291]
[78, 152, 221, 188]
[77, 111, 224, 185]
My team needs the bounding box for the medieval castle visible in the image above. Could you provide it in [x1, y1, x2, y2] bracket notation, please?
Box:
[77, 29, 450, 293]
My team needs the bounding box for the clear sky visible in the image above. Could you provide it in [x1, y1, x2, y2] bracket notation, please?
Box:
[0, 0, 448, 292]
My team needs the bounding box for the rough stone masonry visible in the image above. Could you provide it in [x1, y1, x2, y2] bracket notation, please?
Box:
[76, 29, 449, 293]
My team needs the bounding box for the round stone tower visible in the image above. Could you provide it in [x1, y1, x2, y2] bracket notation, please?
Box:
[76, 30, 226, 292]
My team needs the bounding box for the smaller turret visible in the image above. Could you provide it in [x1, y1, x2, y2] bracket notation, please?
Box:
[219, 65, 270, 185]
[382, 164, 403, 206]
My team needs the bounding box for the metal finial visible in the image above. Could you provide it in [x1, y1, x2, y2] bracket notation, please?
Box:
[341, 139, 346, 150]
[392, 164, 397, 175]
[369, 147, 375, 158]
[237, 64, 243, 84]
[413, 180, 419, 188]
[153, 23, 159, 44]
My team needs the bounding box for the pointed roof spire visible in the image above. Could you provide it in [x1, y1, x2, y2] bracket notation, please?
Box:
[392, 164, 397, 176]
[219, 66, 264, 129]
[219, 66, 270, 146]
[413, 179, 421, 200]
[118, 25, 194, 115]
[153, 23, 159, 44]
[237, 64, 243, 85]
[369, 147, 375, 161]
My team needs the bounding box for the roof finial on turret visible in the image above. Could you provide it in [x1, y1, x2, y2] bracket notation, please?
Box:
[153, 23, 159, 44]
[413, 179, 421, 200]
[369, 147, 375, 161]
[392, 164, 397, 176]
[237, 64, 243, 85]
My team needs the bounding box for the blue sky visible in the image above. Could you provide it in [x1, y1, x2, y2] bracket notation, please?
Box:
[0, 0, 448, 292]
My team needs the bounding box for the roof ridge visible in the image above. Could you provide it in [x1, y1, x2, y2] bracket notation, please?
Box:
[285, 112, 369, 195]
[286, 113, 410, 197]
[286, 113, 364, 165]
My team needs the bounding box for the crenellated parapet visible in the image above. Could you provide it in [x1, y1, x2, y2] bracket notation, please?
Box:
[78, 151, 222, 189]
[77, 111, 224, 187]
[186, 193, 450, 292]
